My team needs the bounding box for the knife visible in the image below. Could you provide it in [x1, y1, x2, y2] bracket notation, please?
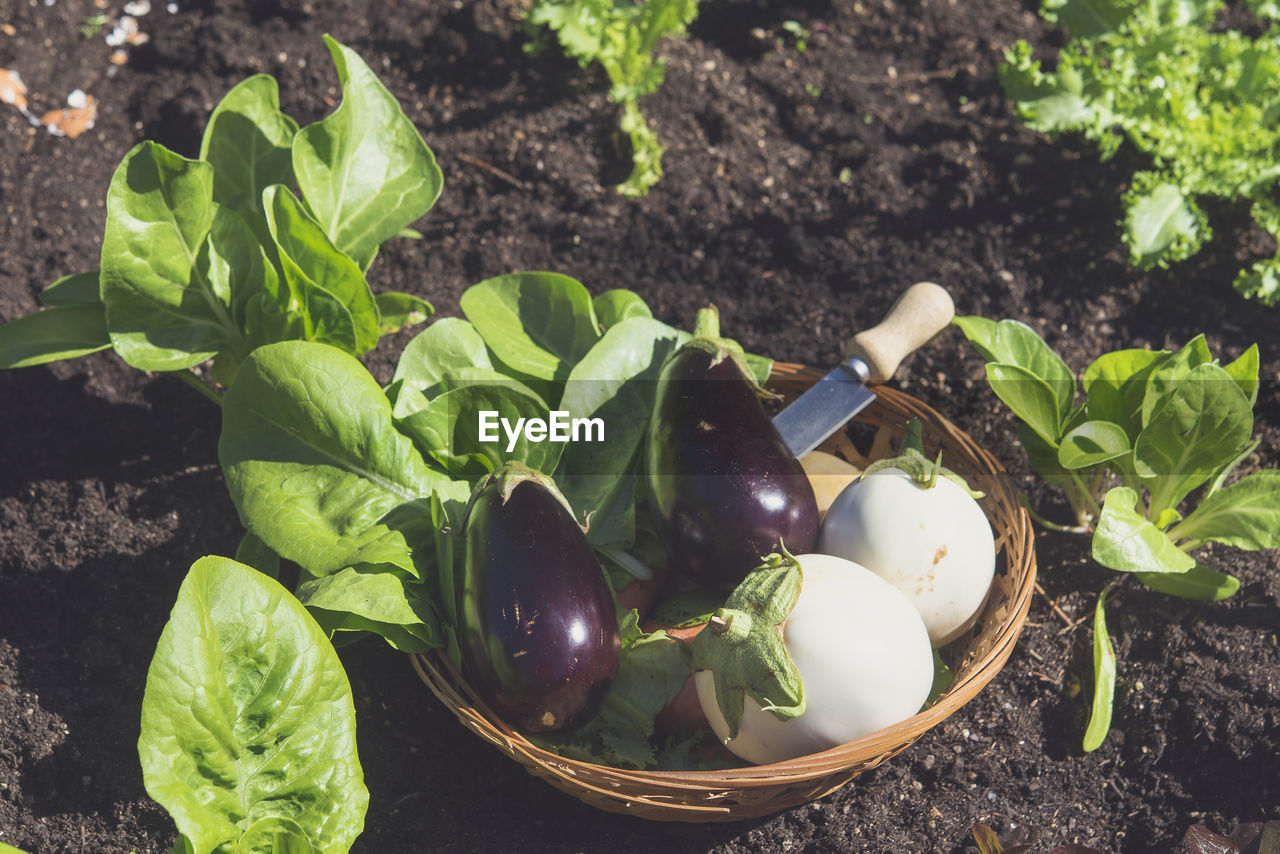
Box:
[772, 281, 956, 458]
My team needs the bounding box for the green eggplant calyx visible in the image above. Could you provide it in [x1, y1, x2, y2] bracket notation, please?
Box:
[861, 418, 985, 498]
[464, 461, 578, 531]
[690, 545, 806, 740]
[685, 304, 775, 398]
[693, 305, 722, 339]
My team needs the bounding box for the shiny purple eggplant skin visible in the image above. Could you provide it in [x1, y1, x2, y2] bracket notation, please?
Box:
[459, 475, 620, 733]
[645, 347, 819, 589]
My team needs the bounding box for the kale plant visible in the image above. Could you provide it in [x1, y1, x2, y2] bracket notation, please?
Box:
[1001, 0, 1280, 304]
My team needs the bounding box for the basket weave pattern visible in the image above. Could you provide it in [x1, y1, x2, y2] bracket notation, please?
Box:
[412, 363, 1038, 821]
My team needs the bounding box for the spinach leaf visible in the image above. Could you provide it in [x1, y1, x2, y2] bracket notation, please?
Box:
[375, 292, 434, 335]
[392, 317, 494, 395]
[433, 367, 548, 406]
[0, 304, 110, 369]
[1171, 470, 1280, 550]
[293, 35, 443, 271]
[202, 206, 278, 347]
[1058, 420, 1131, 470]
[296, 564, 441, 653]
[984, 363, 1065, 445]
[263, 185, 380, 356]
[955, 316, 1075, 442]
[139, 556, 367, 854]
[1082, 584, 1117, 752]
[1134, 363, 1253, 515]
[101, 141, 243, 371]
[1082, 347, 1170, 439]
[219, 340, 466, 577]
[38, 271, 102, 307]
[1138, 334, 1213, 427]
[592, 288, 652, 330]
[460, 271, 601, 387]
[1092, 486, 1196, 574]
[199, 74, 298, 238]
[1137, 563, 1240, 601]
[1222, 343, 1260, 406]
[992, 319, 1076, 424]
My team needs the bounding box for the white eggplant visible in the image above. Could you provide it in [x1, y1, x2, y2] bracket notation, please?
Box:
[817, 423, 996, 646]
[690, 551, 933, 766]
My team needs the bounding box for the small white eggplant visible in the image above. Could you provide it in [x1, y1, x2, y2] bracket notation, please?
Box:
[817, 421, 996, 647]
[690, 550, 933, 766]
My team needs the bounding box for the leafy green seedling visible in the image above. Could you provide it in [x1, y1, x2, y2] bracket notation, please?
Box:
[525, 0, 699, 197]
[1000, 0, 1280, 303]
[0, 36, 440, 391]
[80, 13, 109, 39]
[955, 316, 1280, 749]
[781, 20, 810, 52]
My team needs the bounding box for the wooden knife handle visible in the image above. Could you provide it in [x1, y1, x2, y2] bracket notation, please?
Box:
[843, 282, 955, 383]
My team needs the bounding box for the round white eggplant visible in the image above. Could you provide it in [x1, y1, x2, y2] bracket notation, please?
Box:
[818, 464, 995, 647]
[691, 551, 933, 766]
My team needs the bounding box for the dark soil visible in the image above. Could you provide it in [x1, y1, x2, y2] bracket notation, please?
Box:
[2, 0, 1278, 852]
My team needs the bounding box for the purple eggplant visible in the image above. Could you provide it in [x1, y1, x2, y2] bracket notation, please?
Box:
[644, 309, 818, 589]
[458, 463, 620, 733]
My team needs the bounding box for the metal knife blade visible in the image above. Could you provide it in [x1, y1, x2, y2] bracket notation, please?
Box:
[772, 356, 874, 458]
[770, 281, 956, 459]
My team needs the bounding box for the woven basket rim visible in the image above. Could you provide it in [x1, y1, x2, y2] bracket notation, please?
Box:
[410, 361, 1038, 816]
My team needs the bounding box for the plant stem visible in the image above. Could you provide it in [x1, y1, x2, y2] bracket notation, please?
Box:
[598, 547, 653, 581]
[167, 369, 223, 406]
[1021, 493, 1092, 534]
[1068, 471, 1103, 520]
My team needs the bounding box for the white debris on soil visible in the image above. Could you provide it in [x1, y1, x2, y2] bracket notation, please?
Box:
[0, 68, 28, 112]
[3, 0, 175, 137]
[105, 11, 152, 49]
[40, 90, 99, 138]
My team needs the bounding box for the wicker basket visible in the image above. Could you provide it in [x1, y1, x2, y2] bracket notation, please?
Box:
[411, 362, 1037, 822]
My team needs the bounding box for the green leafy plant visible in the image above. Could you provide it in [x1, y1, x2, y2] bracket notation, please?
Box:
[525, 0, 699, 197]
[0, 35, 440, 390]
[80, 13, 109, 39]
[955, 316, 1280, 749]
[139, 556, 368, 854]
[1000, 0, 1280, 304]
[781, 20, 810, 53]
[0, 37, 462, 847]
